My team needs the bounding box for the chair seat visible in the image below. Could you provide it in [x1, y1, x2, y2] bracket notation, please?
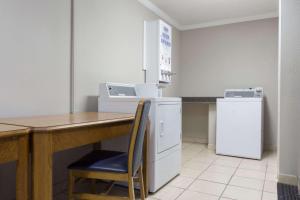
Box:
[68, 150, 128, 173]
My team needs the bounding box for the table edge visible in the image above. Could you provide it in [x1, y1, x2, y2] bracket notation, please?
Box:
[0, 126, 30, 139]
[31, 117, 135, 132]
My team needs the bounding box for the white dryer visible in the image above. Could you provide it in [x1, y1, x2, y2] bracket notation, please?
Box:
[216, 88, 264, 159]
[98, 83, 182, 192]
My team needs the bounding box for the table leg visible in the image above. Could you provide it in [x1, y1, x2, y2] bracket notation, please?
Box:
[208, 103, 216, 150]
[143, 120, 150, 197]
[16, 135, 29, 200]
[32, 133, 53, 200]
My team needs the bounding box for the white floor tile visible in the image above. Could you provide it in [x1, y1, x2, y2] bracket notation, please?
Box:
[182, 150, 198, 161]
[241, 159, 267, 166]
[188, 180, 226, 196]
[189, 156, 215, 165]
[218, 156, 242, 162]
[198, 171, 232, 184]
[266, 165, 278, 174]
[239, 162, 267, 172]
[229, 176, 264, 190]
[206, 165, 236, 175]
[262, 192, 278, 200]
[183, 152, 201, 159]
[235, 168, 266, 180]
[180, 168, 203, 179]
[267, 160, 278, 167]
[150, 142, 278, 200]
[169, 176, 194, 189]
[199, 150, 217, 157]
[265, 172, 278, 181]
[151, 186, 184, 200]
[187, 145, 205, 153]
[213, 159, 240, 168]
[263, 180, 277, 193]
[222, 185, 262, 200]
[183, 148, 199, 156]
[183, 160, 209, 171]
[181, 157, 192, 164]
[182, 144, 188, 149]
[177, 190, 219, 200]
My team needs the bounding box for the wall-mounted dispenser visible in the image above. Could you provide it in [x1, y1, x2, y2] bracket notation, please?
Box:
[144, 20, 173, 85]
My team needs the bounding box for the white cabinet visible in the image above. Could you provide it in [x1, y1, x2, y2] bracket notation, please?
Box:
[157, 103, 181, 153]
[216, 98, 263, 159]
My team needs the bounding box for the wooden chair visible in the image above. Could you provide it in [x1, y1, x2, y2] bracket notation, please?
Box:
[68, 100, 151, 200]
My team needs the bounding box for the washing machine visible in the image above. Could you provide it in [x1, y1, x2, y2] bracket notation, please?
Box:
[216, 88, 264, 159]
[98, 82, 182, 192]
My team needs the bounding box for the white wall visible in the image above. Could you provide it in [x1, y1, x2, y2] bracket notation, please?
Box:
[74, 0, 180, 112]
[0, 0, 70, 117]
[0, 0, 180, 199]
[179, 19, 279, 149]
[0, 0, 285, 197]
[0, 1, 90, 199]
[182, 103, 208, 142]
[278, 0, 300, 183]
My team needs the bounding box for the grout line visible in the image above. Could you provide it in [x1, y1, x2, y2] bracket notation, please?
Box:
[218, 158, 242, 199]
[261, 159, 268, 200]
[174, 145, 211, 200]
[175, 148, 221, 200]
[159, 143, 277, 200]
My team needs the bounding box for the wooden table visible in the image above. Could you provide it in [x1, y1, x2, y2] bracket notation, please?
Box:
[0, 112, 148, 200]
[0, 124, 29, 200]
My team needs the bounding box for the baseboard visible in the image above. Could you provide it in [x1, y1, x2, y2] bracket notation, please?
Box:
[183, 136, 208, 144]
[207, 144, 216, 150]
[183, 137, 276, 152]
[264, 144, 277, 151]
[278, 174, 298, 186]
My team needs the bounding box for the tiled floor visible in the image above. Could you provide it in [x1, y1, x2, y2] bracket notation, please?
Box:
[65, 142, 278, 200]
[148, 142, 278, 200]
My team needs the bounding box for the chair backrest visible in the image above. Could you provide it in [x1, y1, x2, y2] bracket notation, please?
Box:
[128, 99, 151, 175]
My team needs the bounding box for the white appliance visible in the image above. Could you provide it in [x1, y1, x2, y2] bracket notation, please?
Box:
[216, 88, 264, 159]
[98, 82, 182, 192]
[144, 20, 174, 84]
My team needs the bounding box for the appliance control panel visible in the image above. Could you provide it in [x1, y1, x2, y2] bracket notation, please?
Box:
[224, 87, 264, 98]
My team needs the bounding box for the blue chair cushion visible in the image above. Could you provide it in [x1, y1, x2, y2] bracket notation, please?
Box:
[68, 150, 128, 173]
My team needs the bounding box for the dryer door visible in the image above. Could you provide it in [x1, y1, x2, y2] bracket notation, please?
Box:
[157, 102, 181, 153]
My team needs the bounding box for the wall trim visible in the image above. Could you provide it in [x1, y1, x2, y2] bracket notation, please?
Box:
[180, 12, 278, 30]
[137, 0, 181, 29]
[138, 0, 278, 31]
[278, 174, 298, 186]
[183, 136, 208, 144]
[207, 144, 215, 150]
[264, 144, 277, 151]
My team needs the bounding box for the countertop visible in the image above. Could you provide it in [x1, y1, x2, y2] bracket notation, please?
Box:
[181, 97, 223, 103]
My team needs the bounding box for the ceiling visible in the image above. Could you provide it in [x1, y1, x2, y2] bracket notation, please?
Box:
[139, 0, 278, 30]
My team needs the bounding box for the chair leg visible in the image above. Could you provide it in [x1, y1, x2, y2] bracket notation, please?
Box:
[128, 177, 135, 200]
[68, 171, 75, 200]
[138, 166, 145, 200]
